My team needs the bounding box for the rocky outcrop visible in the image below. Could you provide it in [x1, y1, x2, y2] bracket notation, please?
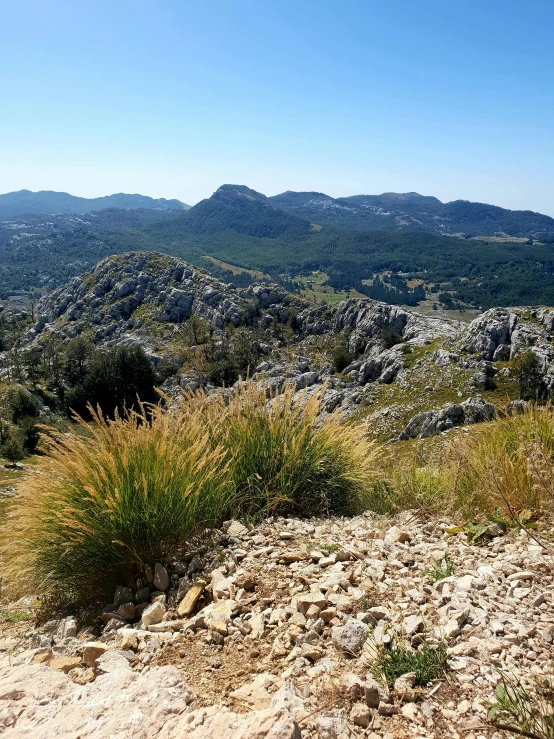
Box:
[399, 397, 496, 439]
[29, 253, 308, 345]
[0, 663, 299, 738]
[15, 252, 554, 440]
[460, 306, 554, 362]
[333, 299, 459, 351]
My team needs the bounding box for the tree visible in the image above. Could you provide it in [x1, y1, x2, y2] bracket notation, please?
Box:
[1, 426, 26, 467]
[3, 387, 42, 452]
[63, 337, 93, 385]
[512, 349, 544, 401]
[183, 315, 210, 346]
[67, 345, 157, 418]
[330, 333, 354, 373]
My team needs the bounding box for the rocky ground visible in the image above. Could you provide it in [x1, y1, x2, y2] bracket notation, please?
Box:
[1, 512, 552, 738]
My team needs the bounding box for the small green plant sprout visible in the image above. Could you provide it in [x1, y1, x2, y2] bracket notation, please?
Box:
[421, 554, 455, 584]
[356, 595, 378, 612]
[374, 642, 449, 688]
[0, 609, 32, 625]
[446, 508, 535, 545]
[487, 674, 554, 739]
[321, 543, 340, 553]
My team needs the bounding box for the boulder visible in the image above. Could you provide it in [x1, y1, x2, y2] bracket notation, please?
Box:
[177, 581, 206, 617]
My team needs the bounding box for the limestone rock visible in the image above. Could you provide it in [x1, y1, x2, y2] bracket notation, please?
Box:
[331, 619, 368, 655]
[164, 704, 301, 738]
[141, 601, 166, 627]
[153, 563, 170, 591]
[94, 650, 132, 675]
[0, 664, 195, 738]
[49, 656, 81, 674]
[177, 580, 206, 617]
[296, 592, 328, 616]
[82, 642, 109, 668]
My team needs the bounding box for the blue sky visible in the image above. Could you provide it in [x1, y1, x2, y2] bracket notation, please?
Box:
[1, 0, 553, 214]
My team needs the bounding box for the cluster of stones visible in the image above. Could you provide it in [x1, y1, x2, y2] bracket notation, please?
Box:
[1, 512, 552, 738]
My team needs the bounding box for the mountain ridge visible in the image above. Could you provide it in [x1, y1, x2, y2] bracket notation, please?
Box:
[2, 183, 554, 309]
[0, 189, 190, 219]
[270, 189, 554, 238]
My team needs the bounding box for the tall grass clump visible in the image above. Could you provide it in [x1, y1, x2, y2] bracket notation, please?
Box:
[1, 404, 231, 604]
[178, 379, 381, 518]
[448, 404, 554, 519]
[365, 442, 452, 516]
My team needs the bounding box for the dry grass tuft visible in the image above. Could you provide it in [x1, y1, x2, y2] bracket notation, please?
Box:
[1, 403, 231, 604]
[178, 380, 382, 518]
[1, 379, 381, 605]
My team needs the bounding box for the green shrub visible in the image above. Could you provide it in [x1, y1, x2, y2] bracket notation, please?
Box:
[380, 327, 404, 349]
[66, 345, 157, 419]
[1, 426, 26, 467]
[0, 386, 41, 453]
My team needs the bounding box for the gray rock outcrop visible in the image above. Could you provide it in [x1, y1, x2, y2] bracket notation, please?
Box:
[399, 397, 496, 439]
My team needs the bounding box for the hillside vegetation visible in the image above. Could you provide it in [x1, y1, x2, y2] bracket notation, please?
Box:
[0, 254, 553, 739]
[1, 184, 554, 309]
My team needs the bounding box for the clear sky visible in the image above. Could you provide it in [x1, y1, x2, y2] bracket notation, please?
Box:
[1, 0, 553, 214]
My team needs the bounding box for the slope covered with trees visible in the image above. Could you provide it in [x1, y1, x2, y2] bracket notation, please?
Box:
[1, 184, 554, 309]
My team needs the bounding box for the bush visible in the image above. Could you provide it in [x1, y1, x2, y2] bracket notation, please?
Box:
[0, 386, 41, 453]
[512, 350, 545, 401]
[178, 380, 381, 518]
[67, 345, 157, 419]
[1, 404, 231, 603]
[2, 379, 381, 605]
[1, 426, 26, 466]
[330, 338, 354, 373]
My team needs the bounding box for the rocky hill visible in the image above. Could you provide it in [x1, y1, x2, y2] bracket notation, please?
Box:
[24, 251, 554, 441]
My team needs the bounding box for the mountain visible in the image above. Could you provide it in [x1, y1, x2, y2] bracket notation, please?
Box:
[2, 183, 554, 310]
[182, 184, 310, 238]
[143, 185, 554, 308]
[270, 190, 554, 239]
[0, 189, 190, 219]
